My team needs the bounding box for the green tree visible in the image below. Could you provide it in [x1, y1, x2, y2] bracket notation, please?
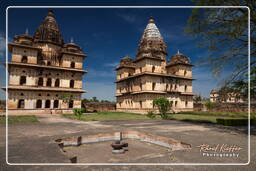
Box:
[92, 96, 99, 102]
[153, 98, 172, 119]
[193, 94, 202, 103]
[204, 100, 216, 111]
[186, 0, 255, 82]
[73, 108, 85, 120]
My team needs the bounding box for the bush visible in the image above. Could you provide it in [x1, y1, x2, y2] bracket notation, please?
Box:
[216, 118, 256, 126]
[153, 98, 172, 119]
[73, 108, 85, 119]
[146, 111, 156, 119]
[204, 101, 216, 111]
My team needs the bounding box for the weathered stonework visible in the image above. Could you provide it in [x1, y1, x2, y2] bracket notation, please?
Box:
[3, 10, 87, 114]
[115, 17, 194, 113]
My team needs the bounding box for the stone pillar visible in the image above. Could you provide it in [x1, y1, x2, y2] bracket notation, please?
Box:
[42, 99, 45, 108]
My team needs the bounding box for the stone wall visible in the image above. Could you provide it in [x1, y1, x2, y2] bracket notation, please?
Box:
[194, 102, 254, 113]
[82, 102, 116, 112]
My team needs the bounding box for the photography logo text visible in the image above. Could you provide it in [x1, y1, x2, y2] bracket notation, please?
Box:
[197, 144, 242, 158]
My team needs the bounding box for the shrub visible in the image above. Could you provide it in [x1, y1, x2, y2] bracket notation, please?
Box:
[73, 108, 85, 119]
[216, 118, 256, 126]
[146, 111, 156, 119]
[153, 98, 172, 119]
[204, 101, 215, 111]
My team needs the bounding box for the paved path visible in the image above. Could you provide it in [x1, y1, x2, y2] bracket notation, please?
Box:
[0, 114, 255, 171]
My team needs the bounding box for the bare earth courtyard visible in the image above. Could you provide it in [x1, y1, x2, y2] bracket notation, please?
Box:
[0, 114, 255, 171]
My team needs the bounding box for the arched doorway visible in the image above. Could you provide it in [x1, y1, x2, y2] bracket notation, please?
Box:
[21, 56, 28, 63]
[38, 77, 44, 86]
[45, 100, 51, 108]
[46, 78, 52, 87]
[36, 100, 42, 108]
[55, 79, 60, 87]
[69, 100, 74, 108]
[54, 100, 59, 108]
[152, 66, 155, 72]
[20, 76, 26, 85]
[18, 99, 25, 108]
[70, 80, 74, 88]
[70, 61, 75, 68]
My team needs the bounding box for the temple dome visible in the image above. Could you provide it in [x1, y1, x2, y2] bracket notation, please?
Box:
[168, 51, 191, 65]
[136, 17, 167, 60]
[141, 16, 163, 40]
[33, 10, 64, 45]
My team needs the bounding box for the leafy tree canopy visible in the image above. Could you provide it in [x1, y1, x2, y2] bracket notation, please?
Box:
[186, 0, 255, 82]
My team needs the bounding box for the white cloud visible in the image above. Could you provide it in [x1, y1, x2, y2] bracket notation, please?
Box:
[104, 62, 119, 67]
[116, 12, 138, 23]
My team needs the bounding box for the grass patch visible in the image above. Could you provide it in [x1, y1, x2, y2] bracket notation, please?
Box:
[63, 111, 152, 121]
[0, 115, 39, 124]
[178, 111, 255, 118]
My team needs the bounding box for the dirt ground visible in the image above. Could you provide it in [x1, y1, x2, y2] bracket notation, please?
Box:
[0, 114, 255, 171]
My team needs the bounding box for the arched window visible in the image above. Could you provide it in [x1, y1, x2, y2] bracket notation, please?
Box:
[47, 61, 51, 66]
[55, 79, 60, 87]
[184, 70, 187, 76]
[46, 78, 52, 87]
[185, 101, 188, 107]
[21, 56, 28, 63]
[54, 100, 59, 108]
[140, 83, 143, 91]
[38, 77, 44, 86]
[69, 100, 74, 108]
[20, 76, 26, 85]
[45, 100, 51, 108]
[70, 80, 74, 88]
[70, 61, 75, 68]
[18, 99, 25, 109]
[36, 100, 42, 108]
[185, 85, 187, 92]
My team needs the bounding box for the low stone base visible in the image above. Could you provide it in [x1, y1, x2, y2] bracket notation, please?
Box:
[6, 109, 74, 115]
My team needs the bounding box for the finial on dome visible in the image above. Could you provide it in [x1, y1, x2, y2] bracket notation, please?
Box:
[177, 49, 180, 54]
[70, 37, 74, 43]
[25, 28, 29, 35]
[149, 16, 154, 23]
[48, 9, 54, 16]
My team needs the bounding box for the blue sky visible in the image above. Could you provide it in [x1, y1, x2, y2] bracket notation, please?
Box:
[0, 2, 230, 101]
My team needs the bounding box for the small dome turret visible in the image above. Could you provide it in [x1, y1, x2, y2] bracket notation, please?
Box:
[168, 50, 191, 65]
[63, 38, 82, 53]
[14, 28, 33, 45]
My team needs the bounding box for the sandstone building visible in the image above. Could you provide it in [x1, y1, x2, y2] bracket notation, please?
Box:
[210, 89, 244, 103]
[3, 10, 87, 114]
[115, 17, 194, 113]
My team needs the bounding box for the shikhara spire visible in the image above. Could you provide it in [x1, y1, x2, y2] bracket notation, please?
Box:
[33, 9, 64, 45]
[141, 16, 163, 40]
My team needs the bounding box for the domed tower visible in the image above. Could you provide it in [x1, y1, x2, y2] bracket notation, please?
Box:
[166, 50, 193, 78]
[33, 10, 64, 66]
[5, 9, 87, 113]
[135, 17, 167, 74]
